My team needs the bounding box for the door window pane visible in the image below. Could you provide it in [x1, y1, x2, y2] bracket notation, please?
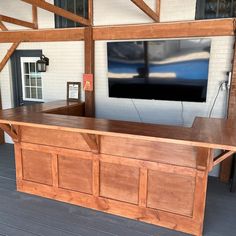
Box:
[21, 59, 43, 101]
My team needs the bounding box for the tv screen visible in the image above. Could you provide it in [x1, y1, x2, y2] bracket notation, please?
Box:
[107, 39, 211, 102]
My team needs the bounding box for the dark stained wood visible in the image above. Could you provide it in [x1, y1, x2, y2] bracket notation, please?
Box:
[84, 27, 95, 117]
[93, 18, 234, 40]
[43, 101, 85, 116]
[0, 14, 36, 29]
[0, 28, 84, 43]
[220, 157, 233, 183]
[0, 41, 20, 72]
[21, 0, 91, 26]
[130, 0, 159, 21]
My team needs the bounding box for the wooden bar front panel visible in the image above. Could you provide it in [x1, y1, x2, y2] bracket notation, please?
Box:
[15, 126, 209, 236]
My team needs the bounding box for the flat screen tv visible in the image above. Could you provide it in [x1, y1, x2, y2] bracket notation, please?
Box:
[107, 39, 211, 102]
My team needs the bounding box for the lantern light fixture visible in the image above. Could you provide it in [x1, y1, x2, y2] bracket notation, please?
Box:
[36, 55, 49, 72]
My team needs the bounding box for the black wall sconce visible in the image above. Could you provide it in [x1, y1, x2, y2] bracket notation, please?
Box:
[36, 55, 49, 72]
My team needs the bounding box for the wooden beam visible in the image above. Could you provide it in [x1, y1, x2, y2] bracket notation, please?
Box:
[88, 0, 93, 25]
[130, 0, 159, 22]
[156, 0, 161, 22]
[93, 18, 234, 40]
[0, 28, 84, 43]
[0, 21, 8, 31]
[0, 14, 36, 29]
[32, 5, 38, 29]
[213, 150, 235, 167]
[21, 0, 90, 26]
[84, 27, 95, 117]
[0, 42, 20, 72]
[0, 92, 4, 144]
[220, 28, 236, 183]
[0, 123, 18, 141]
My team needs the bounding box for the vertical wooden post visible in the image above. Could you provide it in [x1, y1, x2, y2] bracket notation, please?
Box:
[88, 0, 93, 25]
[156, 0, 161, 22]
[220, 32, 236, 183]
[84, 26, 95, 117]
[32, 6, 38, 29]
[14, 142, 23, 190]
[193, 147, 212, 236]
[0, 92, 4, 144]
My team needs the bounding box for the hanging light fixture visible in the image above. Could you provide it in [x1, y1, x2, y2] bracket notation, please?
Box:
[36, 55, 49, 72]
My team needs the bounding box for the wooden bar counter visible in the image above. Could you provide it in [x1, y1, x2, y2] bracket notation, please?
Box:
[0, 101, 235, 236]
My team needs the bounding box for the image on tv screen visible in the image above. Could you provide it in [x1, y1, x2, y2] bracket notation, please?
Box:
[107, 38, 211, 102]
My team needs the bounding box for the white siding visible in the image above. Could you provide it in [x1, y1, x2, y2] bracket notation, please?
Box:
[160, 0, 197, 22]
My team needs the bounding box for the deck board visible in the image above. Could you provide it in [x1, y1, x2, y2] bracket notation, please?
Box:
[0, 144, 236, 236]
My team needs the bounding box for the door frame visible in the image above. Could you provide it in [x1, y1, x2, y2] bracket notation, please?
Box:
[11, 50, 42, 107]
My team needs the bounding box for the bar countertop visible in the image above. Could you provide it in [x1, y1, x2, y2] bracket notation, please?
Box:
[0, 100, 235, 151]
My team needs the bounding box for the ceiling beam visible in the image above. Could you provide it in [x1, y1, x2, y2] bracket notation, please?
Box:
[0, 42, 21, 72]
[0, 27, 85, 43]
[0, 14, 36, 29]
[130, 0, 159, 22]
[21, 0, 91, 26]
[93, 18, 234, 40]
[0, 21, 8, 31]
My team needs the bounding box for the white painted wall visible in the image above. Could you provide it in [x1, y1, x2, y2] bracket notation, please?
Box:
[0, 0, 234, 176]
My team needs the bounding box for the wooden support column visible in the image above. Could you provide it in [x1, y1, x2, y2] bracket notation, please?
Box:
[0, 94, 4, 144]
[156, 0, 161, 22]
[88, 0, 93, 25]
[32, 6, 38, 29]
[0, 41, 20, 72]
[84, 27, 95, 117]
[220, 29, 236, 183]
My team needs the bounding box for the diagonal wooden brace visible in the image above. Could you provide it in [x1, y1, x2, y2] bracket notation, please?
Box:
[0, 123, 19, 142]
[81, 133, 99, 154]
[213, 150, 235, 167]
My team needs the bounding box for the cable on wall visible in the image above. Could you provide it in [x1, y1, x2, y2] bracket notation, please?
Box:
[208, 81, 225, 118]
[131, 99, 143, 123]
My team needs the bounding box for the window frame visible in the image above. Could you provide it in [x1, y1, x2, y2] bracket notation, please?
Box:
[54, 0, 88, 28]
[196, 0, 235, 19]
[20, 57, 44, 102]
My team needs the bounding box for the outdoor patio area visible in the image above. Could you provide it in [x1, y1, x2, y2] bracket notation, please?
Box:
[0, 144, 235, 236]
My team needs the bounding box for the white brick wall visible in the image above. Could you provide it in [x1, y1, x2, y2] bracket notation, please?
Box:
[160, 0, 197, 22]
[0, 0, 234, 176]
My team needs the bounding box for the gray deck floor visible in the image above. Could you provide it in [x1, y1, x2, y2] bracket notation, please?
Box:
[0, 144, 235, 236]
